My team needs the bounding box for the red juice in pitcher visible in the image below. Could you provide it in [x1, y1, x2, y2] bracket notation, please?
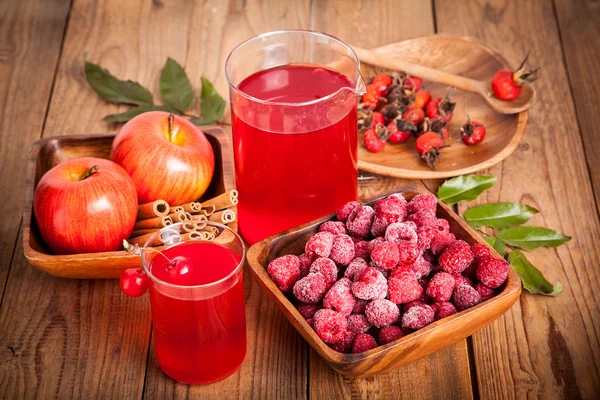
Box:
[148, 241, 246, 384]
[232, 64, 358, 244]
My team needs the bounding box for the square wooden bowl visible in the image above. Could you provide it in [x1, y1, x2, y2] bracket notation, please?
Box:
[246, 184, 521, 378]
[22, 126, 233, 279]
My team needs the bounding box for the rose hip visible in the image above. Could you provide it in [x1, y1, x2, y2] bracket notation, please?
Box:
[305, 231, 335, 258]
[313, 309, 348, 344]
[267, 255, 301, 292]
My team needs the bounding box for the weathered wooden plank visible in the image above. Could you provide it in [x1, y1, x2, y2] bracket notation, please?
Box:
[434, 0, 600, 398]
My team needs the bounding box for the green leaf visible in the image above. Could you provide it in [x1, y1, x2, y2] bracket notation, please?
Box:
[483, 236, 496, 247]
[103, 105, 177, 122]
[508, 250, 563, 296]
[493, 238, 506, 255]
[198, 76, 226, 124]
[465, 202, 539, 229]
[159, 58, 194, 113]
[496, 226, 571, 250]
[85, 59, 153, 106]
[189, 116, 216, 126]
[437, 175, 497, 205]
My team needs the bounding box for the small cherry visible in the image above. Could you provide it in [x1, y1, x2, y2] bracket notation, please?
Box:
[166, 256, 194, 276]
[120, 268, 148, 297]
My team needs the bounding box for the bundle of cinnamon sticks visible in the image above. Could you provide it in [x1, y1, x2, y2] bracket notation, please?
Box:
[127, 190, 239, 247]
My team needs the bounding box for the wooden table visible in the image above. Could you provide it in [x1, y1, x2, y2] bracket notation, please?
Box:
[1, 0, 598, 398]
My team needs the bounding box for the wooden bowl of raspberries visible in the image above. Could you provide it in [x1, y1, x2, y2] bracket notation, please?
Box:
[246, 184, 521, 377]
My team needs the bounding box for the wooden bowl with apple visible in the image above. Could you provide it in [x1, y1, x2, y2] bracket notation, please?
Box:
[23, 117, 234, 279]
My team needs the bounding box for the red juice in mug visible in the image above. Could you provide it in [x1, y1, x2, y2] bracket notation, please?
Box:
[148, 241, 246, 384]
[232, 64, 358, 244]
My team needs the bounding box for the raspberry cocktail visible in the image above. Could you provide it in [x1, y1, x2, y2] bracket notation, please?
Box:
[226, 30, 366, 244]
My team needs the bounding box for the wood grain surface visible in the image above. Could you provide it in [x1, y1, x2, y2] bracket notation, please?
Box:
[434, 0, 600, 398]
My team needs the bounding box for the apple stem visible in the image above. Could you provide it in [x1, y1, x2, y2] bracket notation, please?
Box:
[82, 165, 99, 180]
[168, 113, 175, 143]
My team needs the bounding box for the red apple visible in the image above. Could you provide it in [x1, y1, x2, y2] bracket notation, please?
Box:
[110, 112, 215, 205]
[34, 157, 138, 255]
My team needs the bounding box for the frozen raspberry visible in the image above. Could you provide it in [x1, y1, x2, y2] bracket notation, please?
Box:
[369, 264, 391, 280]
[319, 221, 348, 235]
[417, 225, 438, 252]
[471, 243, 491, 258]
[352, 267, 388, 300]
[293, 273, 328, 303]
[389, 193, 408, 203]
[401, 304, 434, 331]
[431, 301, 457, 320]
[337, 201, 360, 223]
[298, 252, 317, 277]
[323, 278, 356, 316]
[306, 318, 315, 327]
[388, 267, 423, 304]
[309, 258, 338, 287]
[385, 222, 418, 244]
[306, 231, 335, 258]
[346, 205, 375, 238]
[371, 241, 400, 270]
[378, 325, 405, 345]
[430, 232, 456, 255]
[422, 250, 435, 263]
[454, 275, 473, 287]
[408, 255, 432, 279]
[373, 196, 407, 226]
[407, 209, 437, 228]
[397, 241, 419, 264]
[475, 282, 495, 301]
[267, 255, 301, 292]
[476, 256, 509, 288]
[426, 272, 456, 302]
[435, 218, 450, 233]
[352, 333, 378, 353]
[370, 215, 391, 237]
[330, 234, 355, 265]
[353, 298, 368, 313]
[313, 309, 348, 343]
[298, 303, 322, 319]
[353, 240, 371, 260]
[344, 258, 368, 281]
[347, 313, 372, 334]
[407, 193, 437, 215]
[330, 329, 356, 353]
[439, 240, 474, 275]
[366, 299, 400, 327]
[368, 237, 386, 251]
[453, 284, 482, 311]
[402, 299, 427, 313]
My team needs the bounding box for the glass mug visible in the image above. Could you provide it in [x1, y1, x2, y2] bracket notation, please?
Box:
[225, 30, 366, 244]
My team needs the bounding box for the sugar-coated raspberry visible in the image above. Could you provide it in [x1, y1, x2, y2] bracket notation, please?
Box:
[385, 222, 418, 244]
[346, 205, 376, 238]
[347, 313, 372, 334]
[298, 303, 322, 319]
[408, 255, 432, 279]
[306, 231, 335, 258]
[471, 243, 490, 258]
[319, 221, 348, 235]
[313, 309, 348, 344]
[293, 273, 328, 303]
[306, 318, 315, 327]
[353, 298, 368, 313]
[430, 232, 456, 255]
[298, 252, 317, 277]
[454, 274, 473, 287]
[369, 263, 391, 279]
[337, 201, 361, 223]
[323, 278, 356, 316]
[402, 300, 427, 313]
[352, 267, 388, 300]
[267, 255, 301, 292]
[401, 304, 434, 331]
[431, 301, 457, 320]
[426, 272, 456, 302]
[476, 256, 509, 288]
[475, 282, 495, 301]
[353, 240, 371, 260]
[330, 329, 356, 353]
[352, 333, 378, 353]
[439, 240, 474, 274]
[417, 225, 438, 252]
[344, 258, 369, 281]
[463, 260, 478, 278]
[309, 258, 338, 287]
[388, 267, 423, 304]
[371, 241, 400, 270]
[453, 284, 482, 311]
[366, 299, 400, 327]
[368, 237, 386, 251]
[407, 209, 437, 228]
[370, 215, 391, 237]
[389, 193, 408, 203]
[435, 218, 450, 233]
[407, 193, 437, 215]
[397, 241, 419, 264]
[378, 325, 405, 345]
[373, 196, 407, 227]
[330, 234, 355, 265]
[422, 250, 435, 263]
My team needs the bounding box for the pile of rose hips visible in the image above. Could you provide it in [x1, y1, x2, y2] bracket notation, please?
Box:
[359, 72, 486, 169]
[267, 192, 509, 354]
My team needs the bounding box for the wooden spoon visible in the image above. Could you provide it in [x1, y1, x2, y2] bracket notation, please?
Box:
[351, 45, 535, 114]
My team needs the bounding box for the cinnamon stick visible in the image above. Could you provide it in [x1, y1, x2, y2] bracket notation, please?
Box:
[171, 206, 185, 213]
[134, 215, 173, 231]
[213, 229, 236, 246]
[209, 209, 236, 224]
[167, 211, 192, 223]
[201, 226, 219, 236]
[200, 205, 216, 216]
[202, 190, 239, 211]
[227, 220, 238, 233]
[191, 214, 208, 222]
[182, 221, 198, 232]
[137, 200, 169, 220]
[181, 231, 203, 241]
[172, 201, 202, 213]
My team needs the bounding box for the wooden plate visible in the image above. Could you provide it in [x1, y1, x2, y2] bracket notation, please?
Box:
[357, 34, 528, 179]
[22, 127, 234, 279]
[247, 184, 521, 377]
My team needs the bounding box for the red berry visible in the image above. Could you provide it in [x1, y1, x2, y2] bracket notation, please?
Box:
[453, 284, 482, 311]
[417, 225, 438, 252]
[371, 241, 400, 270]
[415, 131, 446, 170]
[491, 55, 539, 101]
[385, 222, 418, 244]
[293, 272, 328, 303]
[406, 209, 437, 228]
[378, 325, 405, 345]
[347, 313, 372, 334]
[298, 303, 322, 319]
[306, 231, 335, 258]
[402, 108, 425, 126]
[407, 193, 438, 215]
[309, 258, 338, 287]
[471, 243, 491, 258]
[346, 205, 376, 238]
[364, 127, 386, 153]
[353, 241, 371, 261]
[267, 255, 301, 292]
[410, 90, 431, 109]
[454, 275, 474, 287]
[431, 301, 458, 321]
[397, 240, 419, 264]
[401, 304, 434, 331]
[337, 201, 361, 222]
[371, 196, 408, 236]
[372, 111, 385, 128]
[120, 268, 148, 297]
[387, 121, 412, 144]
[352, 267, 388, 300]
[330, 234, 356, 266]
[330, 329, 356, 353]
[352, 333, 378, 353]
[298, 252, 317, 277]
[353, 298, 368, 313]
[372, 73, 393, 87]
[319, 221, 348, 235]
[408, 255, 432, 279]
[361, 90, 380, 108]
[461, 118, 486, 145]
[475, 282, 495, 301]
[366, 299, 400, 327]
[344, 258, 369, 281]
[430, 232, 457, 255]
[314, 309, 348, 344]
[323, 278, 356, 316]
[476, 256, 509, 288]
[439, 240, 475, 275]
[402, 75, 422, 91]
[435, 218, 450, 233]
[426, 272, 456, 302]
[388, 267, 423, 304]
